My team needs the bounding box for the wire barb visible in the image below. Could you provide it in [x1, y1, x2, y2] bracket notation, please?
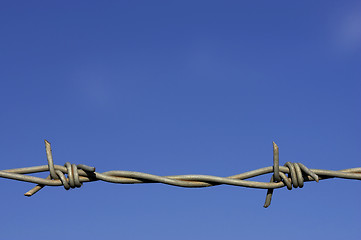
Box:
[0, 140, 360, 207]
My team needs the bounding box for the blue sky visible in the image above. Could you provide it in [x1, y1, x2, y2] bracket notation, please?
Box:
[1, 1, 360, 239]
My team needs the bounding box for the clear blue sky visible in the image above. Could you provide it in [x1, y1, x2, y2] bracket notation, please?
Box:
[1, 1, 360, 239]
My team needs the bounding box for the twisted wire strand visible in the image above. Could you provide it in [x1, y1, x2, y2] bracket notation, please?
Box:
[0, 140, 360, 208]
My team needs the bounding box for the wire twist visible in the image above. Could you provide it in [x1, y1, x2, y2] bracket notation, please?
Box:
[0, 140, 360, 208]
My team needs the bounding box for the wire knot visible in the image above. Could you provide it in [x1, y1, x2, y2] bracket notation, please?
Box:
[24, 140, 96, 196]
[44, 140, 96, 190]
[264, 142, 320, 208]
[52, 162, 95, 190]
[278, 162, 319, 190]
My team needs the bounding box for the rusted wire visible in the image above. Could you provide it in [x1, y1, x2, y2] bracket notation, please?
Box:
[0, 140, 360, 207]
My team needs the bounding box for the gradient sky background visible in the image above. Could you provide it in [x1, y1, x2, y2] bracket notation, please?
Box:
[1, 1, 360, 239]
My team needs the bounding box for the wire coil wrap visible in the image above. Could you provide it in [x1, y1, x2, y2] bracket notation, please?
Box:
[0, 140, 360, 208]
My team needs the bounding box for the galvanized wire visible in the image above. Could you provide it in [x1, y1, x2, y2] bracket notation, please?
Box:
[0, 140, 360, 207]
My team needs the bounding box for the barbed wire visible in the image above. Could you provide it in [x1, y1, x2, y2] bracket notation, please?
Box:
[0, 140, 360, 207]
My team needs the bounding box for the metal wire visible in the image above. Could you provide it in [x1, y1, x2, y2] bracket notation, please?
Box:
[0, 140, 360, 207]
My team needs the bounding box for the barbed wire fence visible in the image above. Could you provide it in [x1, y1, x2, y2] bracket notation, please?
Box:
[0, 140, 360, 207]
